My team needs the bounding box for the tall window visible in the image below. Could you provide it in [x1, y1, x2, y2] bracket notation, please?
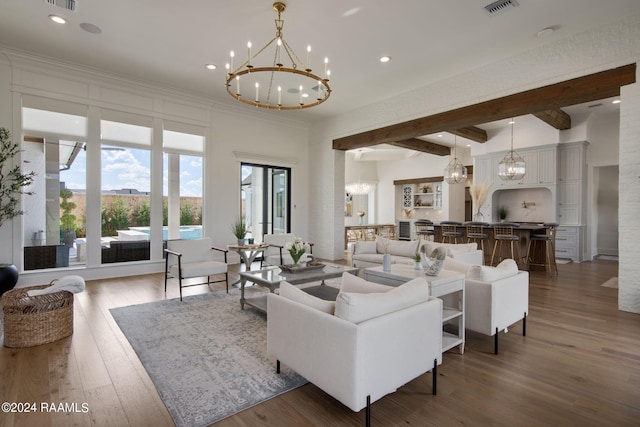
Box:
[21, 106, 88, 270]
[100, 119, 151, 263]
[163, 127, 204, 241]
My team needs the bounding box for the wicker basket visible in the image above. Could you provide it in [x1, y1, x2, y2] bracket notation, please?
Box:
[2, 285, 74, 348]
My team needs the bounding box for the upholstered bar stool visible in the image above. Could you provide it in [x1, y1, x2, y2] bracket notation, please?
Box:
[441, 221, 463, 244]
[465, 221, 490, 264]
[526, 222, 559, 275]
[490, 223, 522, 267]
[414, 219, 435, 241]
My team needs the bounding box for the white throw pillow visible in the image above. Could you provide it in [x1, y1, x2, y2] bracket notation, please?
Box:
[278, 281, 335, 314]
[386, 239, 419, 258]
[334, 278, 428, 324]
[354, 241, 377, 255]
[340, 272, 394, 294]
[424, 242, 477, 256]
[443, 256, 474, 276]
[467, 259, 519, 282]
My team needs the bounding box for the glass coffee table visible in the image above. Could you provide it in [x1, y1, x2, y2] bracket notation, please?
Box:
[239, 262, 358, 312]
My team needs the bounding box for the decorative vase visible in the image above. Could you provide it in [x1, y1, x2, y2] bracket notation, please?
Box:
[0, 264, 19, 296]
[414, 261, 423, 271]
[382, 253, 391, 272]
[359, 216, 364, 225]
[237, 238, 245, 246]
[473, 209, 484, 222]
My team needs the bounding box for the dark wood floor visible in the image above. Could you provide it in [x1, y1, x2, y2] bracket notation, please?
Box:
[1, 258, 639, 427]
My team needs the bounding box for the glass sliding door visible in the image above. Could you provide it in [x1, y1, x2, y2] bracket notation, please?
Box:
[241, 163, 290, 243]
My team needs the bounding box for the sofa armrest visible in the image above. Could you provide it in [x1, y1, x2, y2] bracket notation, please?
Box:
[465, 271, 529, 336]
[267, 293, 442, 412]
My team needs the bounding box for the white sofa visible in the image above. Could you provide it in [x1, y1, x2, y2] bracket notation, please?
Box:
[443, 257, 529, 354]
[267, 273, 443, 423]
[349, 238, 420, 268]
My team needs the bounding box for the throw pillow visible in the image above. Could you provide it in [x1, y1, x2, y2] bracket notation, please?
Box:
[334, 278, 428, 324]
[340, 272, 394, 294]
[386, 239, 419, 258]
[354, 240, 377, 255]
[467, 259, 519, 282]
[443, 257, 474, 276]
[279, 281, 335, 314]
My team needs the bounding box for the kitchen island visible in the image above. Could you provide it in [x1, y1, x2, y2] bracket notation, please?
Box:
[432, 222, 550, 269]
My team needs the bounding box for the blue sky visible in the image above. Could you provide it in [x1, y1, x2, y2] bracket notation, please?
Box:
[61, 145, 203, 197]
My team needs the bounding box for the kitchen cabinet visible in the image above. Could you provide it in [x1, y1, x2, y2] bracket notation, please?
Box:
[555, 225, 585, 262]
[557, 142, 588, 226]
[490, 145, 556, 188]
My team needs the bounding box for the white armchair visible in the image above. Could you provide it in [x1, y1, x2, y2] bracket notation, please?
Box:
[261, 233, 313, 267]
[443, 257, 529, 354]
[164, 237, 229, 301]
[267, 276, 442, 425]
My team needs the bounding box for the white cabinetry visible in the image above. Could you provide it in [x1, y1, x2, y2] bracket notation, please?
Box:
[401, 182, 442, 209]
[489, 145, 557, 188]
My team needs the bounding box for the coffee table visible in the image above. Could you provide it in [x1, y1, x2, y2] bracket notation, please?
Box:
[364, 264, 465, 354]
[240, 262, 358, 312]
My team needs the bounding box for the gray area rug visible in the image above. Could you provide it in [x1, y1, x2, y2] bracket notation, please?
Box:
[110, 291, 308, 427]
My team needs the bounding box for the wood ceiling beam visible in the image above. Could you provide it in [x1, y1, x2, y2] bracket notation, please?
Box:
[333, 64, 635, 151]
[532, 109, 572, 130]
[387, 139, 451, 156]
[449, 127, 487, 143]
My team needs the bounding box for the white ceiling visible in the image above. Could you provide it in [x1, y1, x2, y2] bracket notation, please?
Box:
[1, 0, 638, 123]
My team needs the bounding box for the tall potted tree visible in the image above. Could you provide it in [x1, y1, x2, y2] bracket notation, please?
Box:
[0, 127, 36, 294]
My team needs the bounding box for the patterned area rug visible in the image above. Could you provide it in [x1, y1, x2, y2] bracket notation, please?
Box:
[601, 277, 618, 288]
[110, 290, 307, 427]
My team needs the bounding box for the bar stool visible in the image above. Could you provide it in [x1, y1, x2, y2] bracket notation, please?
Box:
[414, 220, 435, 241]
[441, 221, 463, 243]
[465, 221, 490, 264]
[526, 222, 559, 275]
[490, 223, 522, 266]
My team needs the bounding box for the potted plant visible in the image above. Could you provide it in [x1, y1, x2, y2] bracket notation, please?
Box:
[499, 206, 508, 222]
[413, 252, 423, 270]
[230, 216, 247, 246]
[0, 127, 36, 295]
[60, 188, 78, 246]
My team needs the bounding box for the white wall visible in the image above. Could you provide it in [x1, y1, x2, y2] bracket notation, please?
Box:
[309, 14, 640, 313]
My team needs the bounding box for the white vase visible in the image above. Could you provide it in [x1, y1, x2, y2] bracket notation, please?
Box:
[414, 261, 423, 271]
[382, 253, 391, 271]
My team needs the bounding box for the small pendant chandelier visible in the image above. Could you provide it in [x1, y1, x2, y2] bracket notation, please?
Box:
[498, 119, 526, 180]
[444, 135, 467, 184]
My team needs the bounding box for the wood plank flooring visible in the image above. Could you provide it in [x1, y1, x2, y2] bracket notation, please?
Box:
[1, 259, 639, 426]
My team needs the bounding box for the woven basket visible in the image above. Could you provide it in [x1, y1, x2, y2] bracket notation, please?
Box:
[2, 285, 74, 348]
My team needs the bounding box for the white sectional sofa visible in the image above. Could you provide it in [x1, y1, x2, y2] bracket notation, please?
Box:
[350, 237, 484, 268]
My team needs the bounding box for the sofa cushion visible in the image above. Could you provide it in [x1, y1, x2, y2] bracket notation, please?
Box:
[335, 278, 428, 324]
[423, 241, 477, 257]
[467, 259, 518, 282]
[351, 253, 384, 264]
[443, 257, 474, 276]
[386, 239, 419, 258]
[341, 272, 394, 294]
[354, 241, 377, 254]
[279, 281, 335, 314]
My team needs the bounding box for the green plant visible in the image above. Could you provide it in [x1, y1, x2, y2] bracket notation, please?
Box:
[414, 252, 422, 262]
[59, 188, 77, 231]
[180, 201, 195, 225]
[0, 127, 35, 229]
[135, 200, 151, 227]
[499, 206, 508, 220]
[230, 216, 247, 240]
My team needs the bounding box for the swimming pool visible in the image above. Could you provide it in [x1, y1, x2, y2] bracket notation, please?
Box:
[129, 226, 203, 240]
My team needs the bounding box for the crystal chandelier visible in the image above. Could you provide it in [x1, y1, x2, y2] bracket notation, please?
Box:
[345, 182, 375, 195]
[498, 119, 526, 180]
[444, 135, 467, 184]
[225, 2, 332, 110]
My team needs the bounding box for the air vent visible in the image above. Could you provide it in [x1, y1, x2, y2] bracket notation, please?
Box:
[44, 0, 77, 12]
[588, 103, 603, 108]
[484, 0, 519, 16]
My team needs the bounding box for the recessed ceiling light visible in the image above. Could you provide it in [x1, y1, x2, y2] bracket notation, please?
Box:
[437, 134, 444, 138]
[466, 144, 471, 147]
[379, 56, 391, 63]
[49, 14, 66, 24]
[612, 99, 621, 104]
[206, 64, 217, 70]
